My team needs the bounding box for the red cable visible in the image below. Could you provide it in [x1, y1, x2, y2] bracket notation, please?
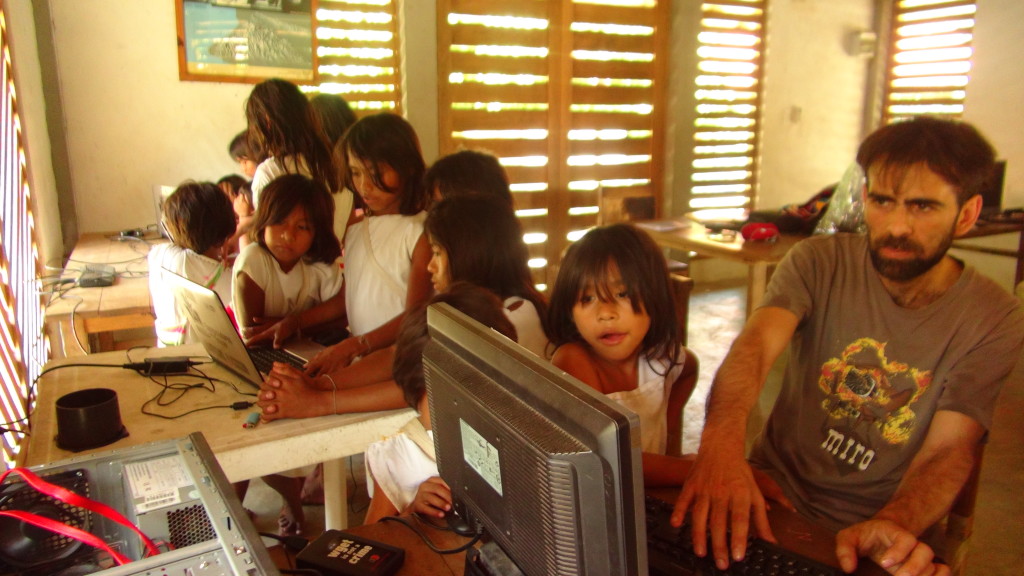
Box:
[0, 468, 161, 558]
[0, 510, 132, 566]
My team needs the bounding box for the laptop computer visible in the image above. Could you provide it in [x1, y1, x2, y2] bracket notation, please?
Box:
[164, 269, 324, 388]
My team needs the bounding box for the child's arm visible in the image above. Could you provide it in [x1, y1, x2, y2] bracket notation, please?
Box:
[257, 363, 406, 421]
[246, 288, 347, 348]
[407, 477, 452, 519]
[551, 342, 605, 393]
[234, 271, 266, 331]
[305, 233, 433, 376]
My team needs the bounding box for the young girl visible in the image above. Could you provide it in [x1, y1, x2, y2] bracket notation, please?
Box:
[424, 149, 513, 208]
[233, 173, 343, 337]
[245, 79, 355, 245]
[548, 224, 797, 499]
[547, 223, 685, 457]
[363, 283, 518, 524]
[295, 112, 434, 375]
[231, 173, 344, 536]
[149, 181, 235, 346]
[425, 195, 550, 357]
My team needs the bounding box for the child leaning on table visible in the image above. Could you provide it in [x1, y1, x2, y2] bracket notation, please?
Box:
[363, 283, 518, 524]
[149, 181, 236, 347]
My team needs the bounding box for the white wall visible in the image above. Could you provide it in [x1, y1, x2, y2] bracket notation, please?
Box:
[49, 0, 252, 234]
[758, 0, 874, 210]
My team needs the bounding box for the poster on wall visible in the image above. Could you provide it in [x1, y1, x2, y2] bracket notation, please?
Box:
[175, 0, 316, 84]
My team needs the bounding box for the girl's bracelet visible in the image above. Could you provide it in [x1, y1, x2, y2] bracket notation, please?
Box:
[322, 373, 338, 415]
[357, 334, 371, 356]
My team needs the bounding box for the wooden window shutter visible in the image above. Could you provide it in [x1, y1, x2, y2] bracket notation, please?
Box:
[437, 0, 670, 288]
[0, 2, 47, 466]
[688, 0, 765, 220]
[882, 0, 977, 124]
[314, 0, 403, 113]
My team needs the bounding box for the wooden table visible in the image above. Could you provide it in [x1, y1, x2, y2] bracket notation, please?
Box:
[45, 232, 162, 357]
[341, 488, 886, 576]
[952, 218, 1024, 286]
[642, 217, 1024, 316]
[638, 220, 804, 316]
[21, 345, 415, 530]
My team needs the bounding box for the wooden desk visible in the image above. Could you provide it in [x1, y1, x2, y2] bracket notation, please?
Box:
[342, 489, 886, 576]
[639, 221, 804, 317]
[45, 233, 162, 357]
[21, 345, 415, 530]
[953, 219, 1024, 286]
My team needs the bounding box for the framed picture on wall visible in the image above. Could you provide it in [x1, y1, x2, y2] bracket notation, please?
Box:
[175, 0, 316, 84]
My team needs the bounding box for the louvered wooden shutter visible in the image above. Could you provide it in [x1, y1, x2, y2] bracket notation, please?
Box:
[687, 0, 764, 220]
[1, 3, 47, 466]
[883, 0, 976, 124]
[437, 0, 669, 288]
[314, 0, 403, 113]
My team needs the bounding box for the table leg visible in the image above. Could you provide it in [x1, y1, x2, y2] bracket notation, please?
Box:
[746, 262, 770, 317]
[323, 457, 348, 530]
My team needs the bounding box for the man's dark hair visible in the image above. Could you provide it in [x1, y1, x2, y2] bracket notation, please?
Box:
[856, 116, 997, 205]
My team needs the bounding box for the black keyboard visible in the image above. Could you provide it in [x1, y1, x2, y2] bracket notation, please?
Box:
[645, 496, 839, 576]
[249, 346, 305, 374]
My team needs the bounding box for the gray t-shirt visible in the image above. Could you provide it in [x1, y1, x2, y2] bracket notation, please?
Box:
[749, 234, 1024, 532]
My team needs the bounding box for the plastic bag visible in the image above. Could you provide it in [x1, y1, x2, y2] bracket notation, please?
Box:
[814, 162, 867, 235]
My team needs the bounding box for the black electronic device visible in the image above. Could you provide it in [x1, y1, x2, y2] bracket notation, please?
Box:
[644, 496, 840, 576]
[979, 160, 1007, 218]
[425, 303, 646, 576]
[77, 264, 116, 288]
[296, 530, 405, 576]
[0, 433, 277, 576]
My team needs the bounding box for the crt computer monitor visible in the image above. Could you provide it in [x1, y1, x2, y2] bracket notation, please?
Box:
[425, 303, 647, 576]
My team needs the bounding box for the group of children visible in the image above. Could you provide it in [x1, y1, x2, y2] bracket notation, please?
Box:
[151, 77, 704, 535]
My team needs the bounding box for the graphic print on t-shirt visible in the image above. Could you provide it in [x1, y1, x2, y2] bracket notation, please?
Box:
[817, 337, 932, 474]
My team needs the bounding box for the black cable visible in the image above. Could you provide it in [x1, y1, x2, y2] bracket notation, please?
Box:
[380, 515, 483, 554]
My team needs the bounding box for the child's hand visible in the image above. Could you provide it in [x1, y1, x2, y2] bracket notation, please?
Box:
[408, 477, 452, 519]
[304, 338, 361, 376]
[244, 315, 298, 348]
[257, 363, 329, 420]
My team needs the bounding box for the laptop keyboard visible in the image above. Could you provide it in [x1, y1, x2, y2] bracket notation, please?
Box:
[645, 496, 840, 576]
[249, 347, 305, 374]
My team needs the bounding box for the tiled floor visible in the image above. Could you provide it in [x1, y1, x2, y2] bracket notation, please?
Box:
[244, 279, 1022, 574]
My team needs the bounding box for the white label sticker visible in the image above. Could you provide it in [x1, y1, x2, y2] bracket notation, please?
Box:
[460, 420, 502, 495]
[125, 456, 191, 513]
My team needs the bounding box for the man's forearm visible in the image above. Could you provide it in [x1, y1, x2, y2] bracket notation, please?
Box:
[701, 327, 778, 454]
[873, 441, 977, 536]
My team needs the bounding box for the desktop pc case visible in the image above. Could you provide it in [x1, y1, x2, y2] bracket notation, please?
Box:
[0, 433, 277, 576]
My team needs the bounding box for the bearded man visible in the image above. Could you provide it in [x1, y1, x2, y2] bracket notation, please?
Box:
[674, 117, 1024, 576]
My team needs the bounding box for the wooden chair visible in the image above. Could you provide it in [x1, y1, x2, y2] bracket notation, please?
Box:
[665, 347, 700, 458]
[670, 272, 694, 347]
[943, 442, 985, 575]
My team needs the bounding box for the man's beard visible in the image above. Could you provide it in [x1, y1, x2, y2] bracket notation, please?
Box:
[868, 231, 953, 282]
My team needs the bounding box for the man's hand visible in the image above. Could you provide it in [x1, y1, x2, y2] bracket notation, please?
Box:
[408, 477, 452, 519]
[672, 452, 775, 570]
[304, 338, 361, 377]
[835, 519, 949, 576]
